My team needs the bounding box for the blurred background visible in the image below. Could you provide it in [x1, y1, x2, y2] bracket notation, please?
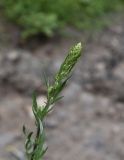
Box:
[0, 0, 124, 160]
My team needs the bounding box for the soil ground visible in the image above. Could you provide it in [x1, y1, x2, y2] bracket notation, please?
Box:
[0, 13, 124, 160]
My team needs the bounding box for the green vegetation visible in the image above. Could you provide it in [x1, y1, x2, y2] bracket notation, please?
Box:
[23, 43, 82, 160]
[1, 0, 124, 38]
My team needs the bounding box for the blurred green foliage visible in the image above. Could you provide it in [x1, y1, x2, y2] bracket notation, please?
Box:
[1, 0, 124, 38]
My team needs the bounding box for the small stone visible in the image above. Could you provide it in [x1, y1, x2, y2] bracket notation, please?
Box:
[26, 95, 47, 119]
[7, 146, 25, 160]
[57, 110, 67, 121]
[111, 38, 120, 48]
[7, 51, 20, 62]
[26, 105, 34, 119]
[63, 82, 82, 103]
[45, 118, 58, 129]
[110, 25, 123, 34]
[37, 95, 47, 107]
[113, 63, 124, 80]
[112, 125, 121, 134]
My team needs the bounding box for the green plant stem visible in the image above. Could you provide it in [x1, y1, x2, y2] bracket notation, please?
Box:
[31, 125, 40, 160]
[23, 42, 82, 160]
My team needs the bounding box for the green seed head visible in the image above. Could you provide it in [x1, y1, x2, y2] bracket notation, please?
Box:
[55, 42, 82, 82]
